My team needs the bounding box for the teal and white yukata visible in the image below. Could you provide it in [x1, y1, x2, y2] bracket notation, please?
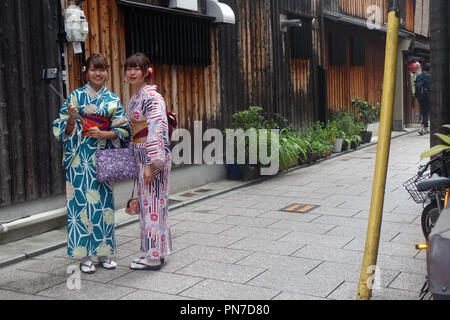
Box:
[52, 84, 130, 258]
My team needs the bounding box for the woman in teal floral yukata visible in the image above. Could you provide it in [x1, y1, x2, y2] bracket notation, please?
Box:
[53, 54, 130, 274]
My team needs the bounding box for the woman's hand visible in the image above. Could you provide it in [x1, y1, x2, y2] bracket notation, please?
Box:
[144, 164, 154, 185]
[67, 103, 78, 119]
[87, 126, 105, 139]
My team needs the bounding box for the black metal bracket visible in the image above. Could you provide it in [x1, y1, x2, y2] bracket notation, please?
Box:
[389, 0, 401, 17]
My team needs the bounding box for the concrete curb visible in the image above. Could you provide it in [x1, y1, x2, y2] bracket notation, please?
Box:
[0, 129, 418, 269]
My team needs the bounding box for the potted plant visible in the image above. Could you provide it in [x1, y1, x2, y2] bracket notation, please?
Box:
[352, 98, 381, 144]
[325, 120, 344, 153]
[225, 106, 266, 180]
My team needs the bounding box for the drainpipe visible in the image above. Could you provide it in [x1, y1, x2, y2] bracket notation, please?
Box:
[0, 208, 66, 235]
[319, 0, 326, 67]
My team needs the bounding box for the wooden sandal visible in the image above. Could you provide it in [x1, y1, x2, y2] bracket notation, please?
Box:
[80, 260, 96, 274]
[98, 258, 117, 270]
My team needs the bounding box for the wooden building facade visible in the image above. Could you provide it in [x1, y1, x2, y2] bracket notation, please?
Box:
[0, 0, 430, 208]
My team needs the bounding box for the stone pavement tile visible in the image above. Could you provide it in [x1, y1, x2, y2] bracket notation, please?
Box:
[312, 215, 368, 227]
[390, 232, 426, 246]
[215, 216, 279, 228]
[171, 244, 252, 264]
[176, 260, 266, 284]
[388, 272, 427, 293]
[268, 220, 336, 234]
[247, 269, 344, 298]
[210, 206, 270, 217]
[116, 235, 138, 246]
[377, 220, 423, 235]
[0, 289, 54, 300]
[273, 291, 328, 300]
[170, 211, 227, 223]
[235, 252, 321, 275]
[171, 221, 234, 234]
[56, 264, 133, 284]
[306, 261, 399, 288]
[188, 205, 221, 213]
[289, 196, 347, 209]
[37, 280, 136, 300]
[292, 244, 364, 266]
[248, 201, 301, 211]
[0, 270, 66, 295]
[258, 210, 321, 223]
[306, 206, 361, 218]
[326, 226, 399, 242]
[180, 279, 280, 300]
[119, 289, 193, 300]
[111, 270, 204, 295]
[278, 231, 354, 249]
[343, 238, 419, 258]
[220, 225, 290, 241]
[228, 238, 304, 256]
[326, 281, 420, 300]
[376, 254, 426, 275]
[372, 286, 422, 300]
[17, 256, 74, 274]
[174, 232, 244, 248]
[353, 210, 418, 224]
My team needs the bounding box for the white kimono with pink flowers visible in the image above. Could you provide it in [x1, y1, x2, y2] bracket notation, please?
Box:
[128, 85, 172, 260]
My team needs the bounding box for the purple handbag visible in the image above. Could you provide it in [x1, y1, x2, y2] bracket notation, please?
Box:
[95, 147, 138, 182]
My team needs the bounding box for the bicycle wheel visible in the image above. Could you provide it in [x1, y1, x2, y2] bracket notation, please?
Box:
[421, 201, 441, 239]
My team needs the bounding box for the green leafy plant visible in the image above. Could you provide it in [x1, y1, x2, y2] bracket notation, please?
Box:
[230, 106, 265, 130]
[279, 129, 308, 171]
[352, 98, 381, 132]
[420, 125, 450, 159]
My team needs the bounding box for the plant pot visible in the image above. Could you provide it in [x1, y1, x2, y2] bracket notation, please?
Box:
[333, 138, 343, 153]
[306, 152, 316, 164]
[324, 150, 332, 157]
[341, 141, 349, 152]
[361, 131, 373, 144]
[226, 164, 242, 181]
[350, 141, 358, 150]
[242, 165, 260, 181]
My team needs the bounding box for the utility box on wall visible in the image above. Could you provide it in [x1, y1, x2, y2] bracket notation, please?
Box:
[169, 0, 198, 11]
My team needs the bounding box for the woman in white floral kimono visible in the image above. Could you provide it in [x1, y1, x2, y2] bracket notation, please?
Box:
[53, 54, 130, 274]
[124, 53, 172, 271]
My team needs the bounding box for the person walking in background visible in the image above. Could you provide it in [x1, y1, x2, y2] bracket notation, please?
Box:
[124, 53, 172, 271]
[415, 63, 431, 135]
[52, 53, 130, 274]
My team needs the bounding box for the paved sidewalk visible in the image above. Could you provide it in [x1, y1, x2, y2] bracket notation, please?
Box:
[0, 131, 430, 300]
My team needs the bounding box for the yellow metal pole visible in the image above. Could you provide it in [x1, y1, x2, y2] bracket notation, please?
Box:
[356, 4, 400, 300]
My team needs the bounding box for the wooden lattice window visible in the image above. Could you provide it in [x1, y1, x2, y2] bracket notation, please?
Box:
[328, 32, 346, 66]
[290, 20, 313, 60]
[124, 7, 212, 66]
[350, 36, 366, 67]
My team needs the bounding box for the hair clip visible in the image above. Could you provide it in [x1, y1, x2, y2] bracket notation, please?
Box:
[146, 67, 153, 81]
[82, 65, 87, 82]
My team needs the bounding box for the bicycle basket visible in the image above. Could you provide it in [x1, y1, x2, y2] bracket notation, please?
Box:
[403, 173, 432, 204]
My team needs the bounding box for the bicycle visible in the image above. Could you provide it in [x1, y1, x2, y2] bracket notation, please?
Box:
[415, 173, 450, 300]
[403, 149, 450, 238]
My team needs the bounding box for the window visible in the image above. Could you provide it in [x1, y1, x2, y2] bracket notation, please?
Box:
[124, 7, 211, 66]
[350, 36, 366, 66]
[328, 32, 346, 66]
[290, 20, 312, 60]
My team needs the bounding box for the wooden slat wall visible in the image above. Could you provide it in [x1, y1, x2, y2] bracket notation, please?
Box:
[325, 22, 385, 116]
[65, 0, 220, 132]
[324, 0, 387, 21]
[415, 0, 430, 37]
[0, 0, 65, 207]
[218, 0, 318, 128]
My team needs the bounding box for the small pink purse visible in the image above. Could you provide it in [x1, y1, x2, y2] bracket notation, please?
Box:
[125, 180, 140, 216]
